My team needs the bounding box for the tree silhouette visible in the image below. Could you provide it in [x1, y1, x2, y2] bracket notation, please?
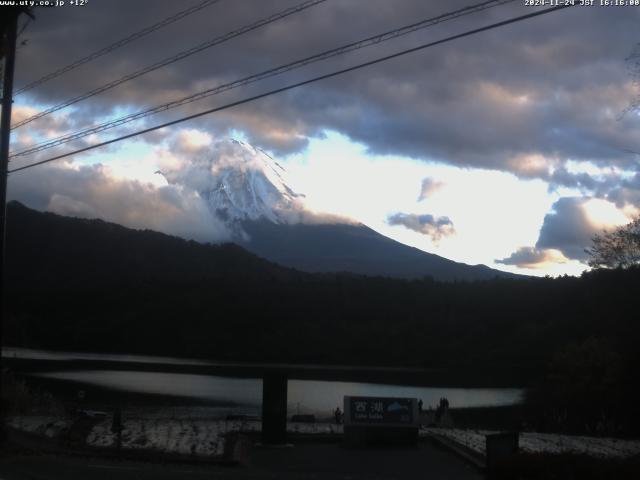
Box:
[586, 217, 640, 269]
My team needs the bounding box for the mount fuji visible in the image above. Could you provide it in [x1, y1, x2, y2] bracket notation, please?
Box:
[162, 139, 517, 281]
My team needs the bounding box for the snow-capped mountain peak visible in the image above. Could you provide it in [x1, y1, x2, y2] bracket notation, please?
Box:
[160, 138, 305, 225]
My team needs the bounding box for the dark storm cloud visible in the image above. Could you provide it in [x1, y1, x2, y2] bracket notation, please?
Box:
[11, 1, 640, 178]
[387, 212, 454, 241]
[543, 166, 640, 211]
[608, 172, 640, 208]
[535, 197, 601, 262]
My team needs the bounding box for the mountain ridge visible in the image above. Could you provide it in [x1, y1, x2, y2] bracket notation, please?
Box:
[239, 219, 518, 281]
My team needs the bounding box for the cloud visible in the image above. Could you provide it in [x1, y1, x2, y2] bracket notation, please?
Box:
[549, 166, 602, 192]
[10, 105, 74, 151]
[498, 197, 633, 267]
[175, 129, 213, 153]
[158, 137, 302, 202]
[418, 177, 444, 201]
[534, 196, 633, 262]
[387, 212, 454, 241]
[606, 172, 640, 209]
[496, 246, 568, 269]
[47, 193, 97, 218]
[154, 134, 349, 227]
[534, 197, 598, 261]
[10, 0, 640, 276]
[7, 163, 231, 243]
[7, 128, 343, 247]
[12, 1, 640, 179]
[524, 163, 640, 215]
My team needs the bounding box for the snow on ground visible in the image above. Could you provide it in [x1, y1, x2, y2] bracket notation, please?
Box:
[6, 416, 70, 438]
[424, 428, 640, 459]
[87, 416, 343, 457]
[7, 414, 343, 459]
[87, 417, 228, 456]
[422, 427, 491, 455]
[519, 432, 640, 459]
[9, 415, 639, 460]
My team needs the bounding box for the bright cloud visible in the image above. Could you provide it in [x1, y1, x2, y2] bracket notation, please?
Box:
[583, 198, 630, 228]
[284, 131, 562, 275]
[7, 162, 231, 243]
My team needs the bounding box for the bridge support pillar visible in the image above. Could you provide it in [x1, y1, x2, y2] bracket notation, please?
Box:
[261, 373, 288, 445]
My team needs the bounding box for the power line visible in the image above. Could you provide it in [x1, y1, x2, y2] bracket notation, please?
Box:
[11, 0, 511, 157]
[11, 0, 328, 130]
[13, 0, 224, 96]
[10, 0, 515, 159]
[9, 4, 574, 174]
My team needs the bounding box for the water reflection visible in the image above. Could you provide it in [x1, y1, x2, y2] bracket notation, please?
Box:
[33, 370, 522, 416]
[289, 379, 522, 415]
[36, 370, 261, 405]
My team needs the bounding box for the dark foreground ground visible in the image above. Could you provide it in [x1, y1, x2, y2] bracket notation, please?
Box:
[0, 439, 481, 480]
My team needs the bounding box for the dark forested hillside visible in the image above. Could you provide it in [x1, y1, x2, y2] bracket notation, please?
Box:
[4, 202, 640, 401]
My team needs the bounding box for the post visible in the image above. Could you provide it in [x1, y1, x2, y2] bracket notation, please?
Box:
[0, 9, 20, 443]
[261, 373, 288, 445]
[486, 431, 519, 472]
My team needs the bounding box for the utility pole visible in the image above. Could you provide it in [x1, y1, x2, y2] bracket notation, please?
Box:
[0, 6, 27, 443]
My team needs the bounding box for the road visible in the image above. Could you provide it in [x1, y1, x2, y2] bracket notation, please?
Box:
[0, 440, 482, 480]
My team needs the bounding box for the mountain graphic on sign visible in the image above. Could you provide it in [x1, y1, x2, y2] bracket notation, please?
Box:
[387, 402, 409, 412]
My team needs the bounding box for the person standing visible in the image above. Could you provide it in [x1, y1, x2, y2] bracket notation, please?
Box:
[334, 407, 343, 424]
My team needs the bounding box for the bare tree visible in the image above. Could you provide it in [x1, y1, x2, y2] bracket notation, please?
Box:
[586, 216, 640, 269]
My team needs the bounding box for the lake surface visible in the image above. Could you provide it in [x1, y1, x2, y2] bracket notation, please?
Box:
[32, 370, 522, 417]
[6, 347, 522, 417]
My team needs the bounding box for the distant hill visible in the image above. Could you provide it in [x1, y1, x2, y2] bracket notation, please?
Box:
[5, 200, 298, 293]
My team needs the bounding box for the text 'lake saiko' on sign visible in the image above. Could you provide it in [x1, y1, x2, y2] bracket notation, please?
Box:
[344, 396, 418, 426]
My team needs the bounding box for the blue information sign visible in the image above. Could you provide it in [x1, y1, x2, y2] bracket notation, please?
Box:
[344, 396, 418, 427]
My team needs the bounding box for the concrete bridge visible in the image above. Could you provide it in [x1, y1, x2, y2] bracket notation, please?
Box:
[4, 354, 447, 445]
[4, 350, 524, 445]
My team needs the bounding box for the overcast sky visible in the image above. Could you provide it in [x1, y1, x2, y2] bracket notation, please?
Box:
[6, 0, 640, 276]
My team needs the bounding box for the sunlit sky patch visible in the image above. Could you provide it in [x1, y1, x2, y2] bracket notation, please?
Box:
[283, 131, 583, 276]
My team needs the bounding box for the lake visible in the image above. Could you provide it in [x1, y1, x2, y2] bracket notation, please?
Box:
[5, 347, 523, 417]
